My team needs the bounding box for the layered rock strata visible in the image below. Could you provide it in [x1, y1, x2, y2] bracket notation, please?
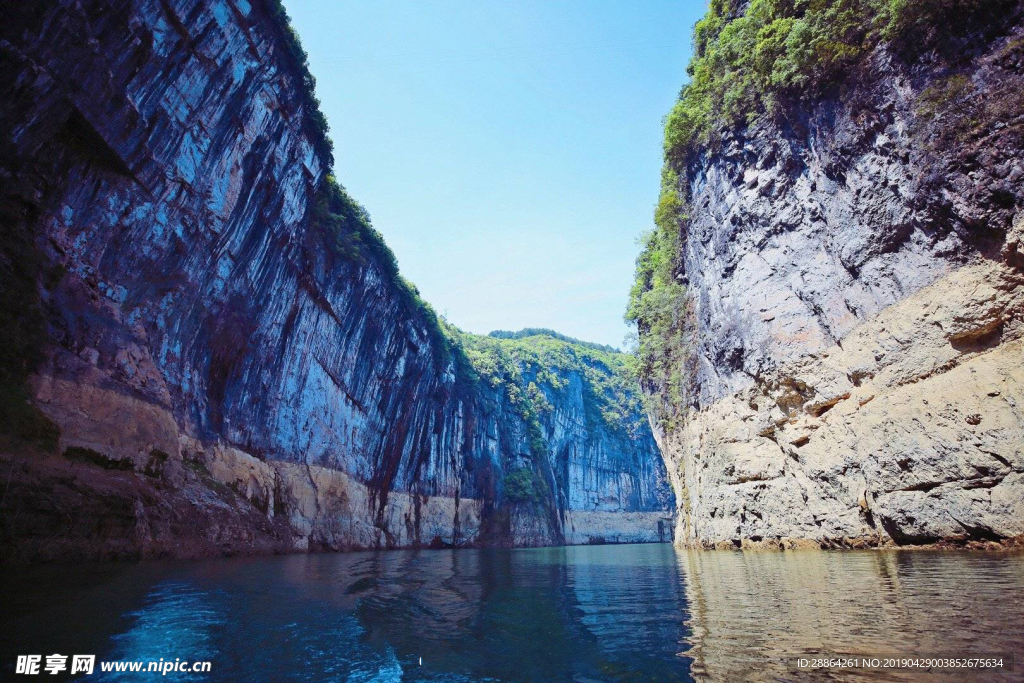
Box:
[659, 17, 1024, 548]
[0, 0, 671, 562]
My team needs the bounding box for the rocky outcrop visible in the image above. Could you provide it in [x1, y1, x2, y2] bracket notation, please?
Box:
[0, 0, 671, 562]
[674, 261, 1024, 548]
[658, 13, 1024, 547]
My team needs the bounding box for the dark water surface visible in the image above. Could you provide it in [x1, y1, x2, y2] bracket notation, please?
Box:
[2, 544, 1023, 681]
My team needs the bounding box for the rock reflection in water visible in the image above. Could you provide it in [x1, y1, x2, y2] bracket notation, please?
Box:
[349, 544, 691, 681]
[678, 549, 1024, 682]
[2, 546, 1022, 681]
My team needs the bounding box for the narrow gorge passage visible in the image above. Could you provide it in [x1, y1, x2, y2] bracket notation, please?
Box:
[0, 0, 673, 563]
[2, 1, 1023, 681]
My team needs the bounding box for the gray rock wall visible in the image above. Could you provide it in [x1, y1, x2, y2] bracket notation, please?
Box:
[660, 19, 1024, 547]
[0, 0, 671, 561]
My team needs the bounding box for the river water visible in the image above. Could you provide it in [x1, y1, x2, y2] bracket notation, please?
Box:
[2, 544, 1022, 681]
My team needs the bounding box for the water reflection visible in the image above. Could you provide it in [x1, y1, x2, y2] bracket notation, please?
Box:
[345, 545, 691, 681]
[679, 550, 1024, 682]
[1, 546, 1022, 682]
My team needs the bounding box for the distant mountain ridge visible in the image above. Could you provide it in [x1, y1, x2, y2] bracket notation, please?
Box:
[486, 328, 622, 354]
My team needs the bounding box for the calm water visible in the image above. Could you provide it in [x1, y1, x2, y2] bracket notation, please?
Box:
[2, 545, 1022, 682]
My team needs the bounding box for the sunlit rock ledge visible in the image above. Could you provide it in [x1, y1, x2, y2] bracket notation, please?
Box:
[665, 254, 1024, 550]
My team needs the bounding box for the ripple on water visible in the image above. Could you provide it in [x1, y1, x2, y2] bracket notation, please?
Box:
[2, 546, 1022, 682]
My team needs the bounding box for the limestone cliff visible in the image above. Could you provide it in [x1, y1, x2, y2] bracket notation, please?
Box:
[0, 0, 671, 562]
[635, 1, 1024, 548]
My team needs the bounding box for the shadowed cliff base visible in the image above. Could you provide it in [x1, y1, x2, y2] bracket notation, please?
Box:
[0, 433, 672, 565]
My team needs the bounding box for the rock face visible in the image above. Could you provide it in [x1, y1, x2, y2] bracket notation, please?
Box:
[661, 16, 1024, 547]
[0, 0, 671, 562]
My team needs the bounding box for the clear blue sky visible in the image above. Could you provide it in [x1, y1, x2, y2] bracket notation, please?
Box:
[285, 1, 703, 349]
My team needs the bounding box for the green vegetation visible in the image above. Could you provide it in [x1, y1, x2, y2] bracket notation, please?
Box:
[457, 330, 646, 445]
[264, 3, 456, 367]
[63, 447, 134, 471]
[916, 74, 973, 121]
[184, 456, 212, 477]
[260, 2, 660, 439]
[663, 0, 1001, 165]
[626, 167, 692, 428]
[630, 0, 1008, 427]
[300, 179, 648, 445]
[311, 175, 454, 366]
[263, 0, 333, 164]
[502, 467, 548, 503]
[667, 0, 879, 162]
[313, 175, 401, 277]
[488, 328, 620, 353]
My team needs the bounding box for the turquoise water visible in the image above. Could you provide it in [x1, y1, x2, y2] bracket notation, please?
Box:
[2, 545, 1023, 681]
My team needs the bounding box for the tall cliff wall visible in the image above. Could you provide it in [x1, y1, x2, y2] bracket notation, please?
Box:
[0, 0, 672, 562]
[636, 1, 1024, 548]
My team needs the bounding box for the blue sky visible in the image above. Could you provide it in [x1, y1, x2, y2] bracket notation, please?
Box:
[285, 1, 703, 349]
